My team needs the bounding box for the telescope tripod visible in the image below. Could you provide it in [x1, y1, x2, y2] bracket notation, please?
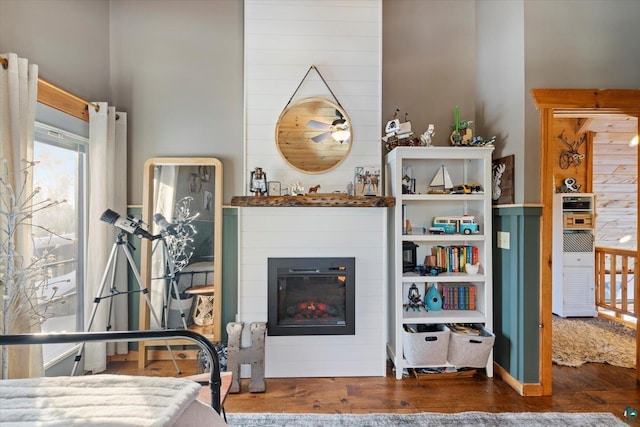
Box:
[154, 237, 189, 331]
[71, 231, 181, 376]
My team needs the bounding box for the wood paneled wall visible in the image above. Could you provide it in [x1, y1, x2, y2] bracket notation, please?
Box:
[592, 135, 638, 248]
[552, 118, 591, 193]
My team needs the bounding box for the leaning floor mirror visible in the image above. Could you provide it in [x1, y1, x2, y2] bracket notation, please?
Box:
[138, 157, 223, 366]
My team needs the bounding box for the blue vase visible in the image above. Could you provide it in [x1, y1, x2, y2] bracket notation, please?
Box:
[425, 284, 443, 311]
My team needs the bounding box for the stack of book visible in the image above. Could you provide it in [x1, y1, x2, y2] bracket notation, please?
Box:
[430, 245, 478, 273]
[440, 283, 476, 310]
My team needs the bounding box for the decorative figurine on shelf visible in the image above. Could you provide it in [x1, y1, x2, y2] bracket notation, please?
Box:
[471, 135, 496, 146]
[419, 264, 446, 276]
[382, 109, 414, 152]
[402, 175, 415, 194]
[249, 167, 267, 196]
[465, 263, 479, 275]
[428, 165, 454, 194]
[405, 283, 425, 312]
[449, 106, 496, 147]
[450, 106, 473, 146]
[402, 164, 415, 194]
[288, 181, 304, 196]
[420, 124, 435, 147]
[425, 284, 443, 311]
[557, 177, 581, 193]
[347, 181, 355, 196]
[308, 184, 321, 194]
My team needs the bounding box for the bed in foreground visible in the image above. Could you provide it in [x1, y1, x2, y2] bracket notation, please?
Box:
[0, 330, 227, 426]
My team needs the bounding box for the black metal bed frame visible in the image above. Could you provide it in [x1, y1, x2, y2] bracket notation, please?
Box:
[0, 329, 222, 414]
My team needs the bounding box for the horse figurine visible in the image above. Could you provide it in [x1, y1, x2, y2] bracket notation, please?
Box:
[420, 124, 435, 147]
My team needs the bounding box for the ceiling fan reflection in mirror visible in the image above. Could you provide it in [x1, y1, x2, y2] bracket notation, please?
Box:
[307, 109, 351, 143]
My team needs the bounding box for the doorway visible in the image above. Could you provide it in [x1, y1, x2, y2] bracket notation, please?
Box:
[531, 89, 640, 395]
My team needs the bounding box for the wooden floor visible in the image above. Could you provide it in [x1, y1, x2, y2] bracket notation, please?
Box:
[104, 359, 639, 420]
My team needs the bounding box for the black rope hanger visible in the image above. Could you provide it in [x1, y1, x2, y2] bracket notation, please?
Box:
[284, 64, 345, 109]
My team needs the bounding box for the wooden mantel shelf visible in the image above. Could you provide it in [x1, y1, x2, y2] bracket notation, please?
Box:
[231, 194, 395, 208]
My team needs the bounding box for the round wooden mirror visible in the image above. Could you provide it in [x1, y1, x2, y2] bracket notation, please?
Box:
[275, 97, 352, 174]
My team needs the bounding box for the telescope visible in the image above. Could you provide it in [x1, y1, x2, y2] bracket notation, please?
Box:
[153, 213, 179, 236]
[100, 209, 158, 240]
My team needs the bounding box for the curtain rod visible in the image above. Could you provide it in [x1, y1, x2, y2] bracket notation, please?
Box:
[38, 78, 100, 122]
[2, 55, 101, 122]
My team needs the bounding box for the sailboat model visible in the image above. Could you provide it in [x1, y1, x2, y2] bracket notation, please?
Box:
[428, 165, 454, 194]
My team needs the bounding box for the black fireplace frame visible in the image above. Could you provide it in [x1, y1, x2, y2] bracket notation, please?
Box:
[267, 257, 356, 336]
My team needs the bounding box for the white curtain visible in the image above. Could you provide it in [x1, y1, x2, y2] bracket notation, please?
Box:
[0, 53, 42, 378]
[84, 104, 127, 373]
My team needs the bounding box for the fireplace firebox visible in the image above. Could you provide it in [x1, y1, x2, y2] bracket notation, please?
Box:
[268, 257, 355, 336]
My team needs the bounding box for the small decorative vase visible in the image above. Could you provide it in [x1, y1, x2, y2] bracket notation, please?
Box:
[425, 284, 443, 311]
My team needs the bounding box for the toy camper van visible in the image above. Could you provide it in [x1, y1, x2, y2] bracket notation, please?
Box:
[429, 215, 479, 235]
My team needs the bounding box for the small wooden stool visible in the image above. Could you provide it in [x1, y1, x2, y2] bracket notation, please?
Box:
[185, 284, 215, 326]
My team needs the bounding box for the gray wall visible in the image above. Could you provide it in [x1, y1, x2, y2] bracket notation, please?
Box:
[0, 0, 110, 102]
[382, 0, 477, 145]
[475, 1, 525, 201]
[109, 0, 243, 204]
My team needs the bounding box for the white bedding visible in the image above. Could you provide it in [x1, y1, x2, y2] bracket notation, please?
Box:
[0, 374, 225, 426]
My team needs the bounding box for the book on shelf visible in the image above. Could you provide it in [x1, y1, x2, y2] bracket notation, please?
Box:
[439, 283, 476, 310]
[402, 204, 407, 234]
[430, 245, 479, 273]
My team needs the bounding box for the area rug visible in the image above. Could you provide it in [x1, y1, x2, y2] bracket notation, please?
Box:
[226, 411, 626, 426]
[552, 315, 636, 368]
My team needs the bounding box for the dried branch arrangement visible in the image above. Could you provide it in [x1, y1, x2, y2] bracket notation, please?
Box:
[0, 159, 68, 378]
[162, 196, 199, 275]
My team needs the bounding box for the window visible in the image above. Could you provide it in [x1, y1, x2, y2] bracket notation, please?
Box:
[32, 120, 88, 366]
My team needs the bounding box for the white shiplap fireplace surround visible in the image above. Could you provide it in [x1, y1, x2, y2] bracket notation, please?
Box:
[240, 0, 384, 377]
[235, 205, 388, 378]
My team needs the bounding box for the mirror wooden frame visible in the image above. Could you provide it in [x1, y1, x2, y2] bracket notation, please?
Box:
[275, 96, 352, 174]
[138, 157, 223, 368]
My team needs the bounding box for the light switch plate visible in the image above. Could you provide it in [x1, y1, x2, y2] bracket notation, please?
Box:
[497, 231, 510, 249]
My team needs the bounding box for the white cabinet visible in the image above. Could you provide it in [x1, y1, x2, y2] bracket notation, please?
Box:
[385, 147, 494, 379]
[552, 193, 597, 317]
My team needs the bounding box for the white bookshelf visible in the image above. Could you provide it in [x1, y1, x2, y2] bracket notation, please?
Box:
[385, 146, 494, 379]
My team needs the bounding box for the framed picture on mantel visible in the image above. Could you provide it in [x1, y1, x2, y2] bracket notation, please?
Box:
[492, 155, 514, 205]
[354, 166, 381, 196]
